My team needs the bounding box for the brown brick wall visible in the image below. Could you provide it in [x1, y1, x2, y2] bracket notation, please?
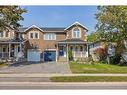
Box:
[22, 28, 66, 51]
[66, 26, 87, 40]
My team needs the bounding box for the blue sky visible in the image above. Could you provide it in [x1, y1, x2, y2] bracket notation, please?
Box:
[20, 6, 97, 33]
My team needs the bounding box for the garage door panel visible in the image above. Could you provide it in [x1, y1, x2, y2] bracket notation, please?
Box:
[27, 49, 41, 62]
[44, 51, 56, 61]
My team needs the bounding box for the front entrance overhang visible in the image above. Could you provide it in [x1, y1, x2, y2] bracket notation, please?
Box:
[57, 39, 91, 45]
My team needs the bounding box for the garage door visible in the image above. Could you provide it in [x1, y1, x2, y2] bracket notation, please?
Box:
[27, 49, 40, 62]
[44, 51, 56, 61]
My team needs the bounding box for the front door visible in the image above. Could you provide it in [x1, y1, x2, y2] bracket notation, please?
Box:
[59, 46, 66, 57]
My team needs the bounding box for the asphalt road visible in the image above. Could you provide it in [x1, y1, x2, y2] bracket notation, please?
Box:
[0, 82, 127, 89]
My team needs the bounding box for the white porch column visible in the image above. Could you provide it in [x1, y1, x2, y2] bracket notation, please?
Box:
[86, 44, 89, 57]
[56, 44, 58, 62]
[9, 43, 11, 59]
[1, 45, 3, 58]
[66, 44, 69, 61]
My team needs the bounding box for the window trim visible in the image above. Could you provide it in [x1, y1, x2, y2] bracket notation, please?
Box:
[29, 32, 39, 39]
[72, 27, 81, 38]
[44, 33, 56, 40]
[0, 31, 10, 38]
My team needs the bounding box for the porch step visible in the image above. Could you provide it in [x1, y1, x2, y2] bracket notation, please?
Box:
[58, 57, 67, 62]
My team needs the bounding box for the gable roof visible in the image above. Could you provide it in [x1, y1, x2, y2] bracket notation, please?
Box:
[21, 25, 44, 33]
[64, 21, 88, 31]
[18, 22, 88, 33]
[19, 26, 65, 33]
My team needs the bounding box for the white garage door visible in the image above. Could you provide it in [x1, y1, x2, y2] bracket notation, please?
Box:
[27, 49, 41, 62]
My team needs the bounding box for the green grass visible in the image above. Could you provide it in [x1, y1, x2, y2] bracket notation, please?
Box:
[51, 76, 127, 82]
[69, 61, 127, 73]
[0, 63, 8, 67]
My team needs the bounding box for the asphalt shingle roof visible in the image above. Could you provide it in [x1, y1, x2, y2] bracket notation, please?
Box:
[57, 39, 88, 44]
[19, 27, 65, 33]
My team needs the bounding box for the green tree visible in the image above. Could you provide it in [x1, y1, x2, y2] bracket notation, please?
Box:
[87, 31, 104, 42]
[0, 6, 27, 31]
[96, 6, 127, 54]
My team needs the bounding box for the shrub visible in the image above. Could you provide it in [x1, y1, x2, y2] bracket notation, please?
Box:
[93, 47, 107, 61]
[110, 54, 121, 65]
[68, 50, 73, 61]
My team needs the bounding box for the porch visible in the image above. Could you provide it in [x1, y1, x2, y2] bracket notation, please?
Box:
[56, 39, 89, 61]
[0, 39, 25, 61]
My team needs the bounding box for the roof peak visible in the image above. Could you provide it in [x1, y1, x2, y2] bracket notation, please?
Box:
[64, 21, 88, 31]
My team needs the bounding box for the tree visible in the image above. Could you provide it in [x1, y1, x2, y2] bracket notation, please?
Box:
[0, 6, 27, 32]
[87, 31, 104, 42]
[96, 6, 127, 54]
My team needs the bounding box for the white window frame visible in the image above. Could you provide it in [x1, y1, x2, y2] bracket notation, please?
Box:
[72, 27, 81, 38]
[44, 33, 56, 40]
[29, 32, 39, 39]
[0, 31, 10, 38]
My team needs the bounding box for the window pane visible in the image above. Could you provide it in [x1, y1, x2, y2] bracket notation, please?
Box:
[73, 31, 76, 38]
[5, 31, 9, 37]
[0, 32, 4, 37]
[35, 33, 38, 38]
[30, 33, 33, 38]
[44, 33, 56, 40]
[80, 46, 83, 51]
[77, 31, 80, 38]
[73, 28, 80, 38]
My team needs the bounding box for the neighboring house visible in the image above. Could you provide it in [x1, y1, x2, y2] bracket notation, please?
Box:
[89, 40, 107, 55]
[0, 29, 26, 61]
[0, 22, 90, 62]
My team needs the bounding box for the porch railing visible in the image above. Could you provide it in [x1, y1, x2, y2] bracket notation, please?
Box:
[73, 51, 88, 58]
[0, 52, 9, 58]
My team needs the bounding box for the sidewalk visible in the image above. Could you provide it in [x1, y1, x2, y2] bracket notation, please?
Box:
[1, 73, 127, 77]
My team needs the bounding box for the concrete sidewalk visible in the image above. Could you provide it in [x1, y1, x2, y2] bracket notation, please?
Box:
[0, 73, 127, 77]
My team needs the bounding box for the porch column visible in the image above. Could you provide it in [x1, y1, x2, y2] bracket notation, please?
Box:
[20, 43, 22, 52]
[1, 45, 3, 58]
[74, 44, 76, 57]
[56, 44, 58, 62]
[66, 44, 69, 61]
[9, 43, 11, 59]
[86, 43, 89, 57]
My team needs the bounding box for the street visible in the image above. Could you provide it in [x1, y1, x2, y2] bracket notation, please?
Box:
[0, 82, 127, 89]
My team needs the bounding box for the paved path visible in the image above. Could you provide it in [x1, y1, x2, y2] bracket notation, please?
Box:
[0, 62, 71, 74]
[0, 82, 127, 89]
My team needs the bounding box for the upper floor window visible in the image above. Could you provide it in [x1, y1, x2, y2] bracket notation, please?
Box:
[0, 32, 4, 37]
[0, 31, 10, 38]
[29, 32, 39, 39]
[72, 28, 81, 38]
[44, 33, 56, 40]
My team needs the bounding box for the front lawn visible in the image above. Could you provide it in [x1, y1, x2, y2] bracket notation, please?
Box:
[69, 61, 127, 73]
[51, 76, 127, 82]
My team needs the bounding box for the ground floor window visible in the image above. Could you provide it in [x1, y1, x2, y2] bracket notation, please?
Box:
[80, 46, 83, 51]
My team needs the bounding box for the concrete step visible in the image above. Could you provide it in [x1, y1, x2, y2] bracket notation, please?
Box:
[58, 57, 67, 62]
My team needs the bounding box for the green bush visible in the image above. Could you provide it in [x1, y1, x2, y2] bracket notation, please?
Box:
[110, 54, 121, 65]
[68, 50, 73, 61]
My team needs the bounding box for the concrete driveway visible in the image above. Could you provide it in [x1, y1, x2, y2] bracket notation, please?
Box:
[0, 62, 71, 74]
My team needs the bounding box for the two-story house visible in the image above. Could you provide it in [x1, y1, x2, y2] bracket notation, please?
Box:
[0, 22, 89, 62]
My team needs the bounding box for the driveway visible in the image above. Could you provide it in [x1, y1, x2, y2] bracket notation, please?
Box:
[0, 62, 71, 74]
